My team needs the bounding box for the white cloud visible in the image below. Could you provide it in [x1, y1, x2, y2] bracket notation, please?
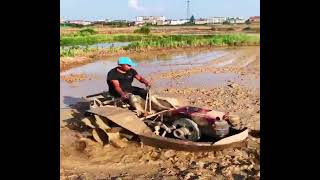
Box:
[128, 0, 164, 14]
[128, 0, 145, 11]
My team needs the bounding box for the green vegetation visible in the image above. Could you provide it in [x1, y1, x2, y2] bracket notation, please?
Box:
[190, 15, 195, 24]
[126, 34, 260, 49]
[60, 34, 259, 57]
[61, 33, 259, 47]
[61, 23, 85, 28]
[60, 34, 161, 46]
[134, 26, 151, 34]
[78, 28, 97, 36]
[106, 21, 131, 27]
[60, 46, 123, 57]
[60, 24, 73, 28]
[60, 46, 86, 57]
[223, 21, 231, 25]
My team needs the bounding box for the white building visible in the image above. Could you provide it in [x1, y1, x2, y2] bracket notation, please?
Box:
[207, 17, 227, 24]
[134, 21, 145, 26]
[226, 17, 246, 24]
[195, 18, 209, 25]
[156, 20, 170, 25]
[169, 19, 189, 25]
[136, 16, 166, 25]
[67, 20, 92, 26]
[100, 19, 110, 23]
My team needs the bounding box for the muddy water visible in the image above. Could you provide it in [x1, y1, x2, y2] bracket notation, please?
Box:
[156, 72, 240, 89]
[88, 42, 130, 48]
[63, 42, 130, 49]
[60, 49, 238, 108]
[60, 50, 228, 76]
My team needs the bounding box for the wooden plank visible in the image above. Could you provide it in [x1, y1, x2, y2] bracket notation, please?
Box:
[88, 106, 152, 135]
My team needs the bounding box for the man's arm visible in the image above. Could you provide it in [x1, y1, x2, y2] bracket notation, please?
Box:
[135, 74, 151, 87]
[111, 80, 127, 98]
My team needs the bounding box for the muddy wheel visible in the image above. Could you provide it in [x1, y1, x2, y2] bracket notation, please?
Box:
[172, 118, 201, 141]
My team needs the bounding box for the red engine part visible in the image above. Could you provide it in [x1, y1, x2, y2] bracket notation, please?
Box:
[169, 106, 227, 125]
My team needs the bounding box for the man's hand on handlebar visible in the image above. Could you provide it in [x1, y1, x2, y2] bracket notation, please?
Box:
[145, 81, 151, 88]
[120, 93, 129, 100]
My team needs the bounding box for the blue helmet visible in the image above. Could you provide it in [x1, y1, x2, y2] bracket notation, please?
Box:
[117, 57, 137, 67]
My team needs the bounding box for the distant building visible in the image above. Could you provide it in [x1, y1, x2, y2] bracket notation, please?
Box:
[207, 17, 227, 24]
[134, 21, 145, 26]
[111, 20, 129, 23]
[156, 20, 170, 25]
[195, 18, 209, 25]
[136, 16, 166, 25]
[67, 20, 92, 26]
[60, 17, 64, 24]
[248, 16, 260, 23]
[91, 19, 111, 25]
[96, 19, 110, 23]
[226, 17, 246, 24]
[169, 19, 189, 25]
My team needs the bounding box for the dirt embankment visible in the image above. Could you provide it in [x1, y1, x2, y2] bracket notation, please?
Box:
[60, 24, 260, 36]
[60, 46, 260, 179]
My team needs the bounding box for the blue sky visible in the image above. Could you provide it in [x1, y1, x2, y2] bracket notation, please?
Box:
[60, 0, 260, 21]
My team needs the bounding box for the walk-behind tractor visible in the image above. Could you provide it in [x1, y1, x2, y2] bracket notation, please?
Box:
[80, 89, 248, 151]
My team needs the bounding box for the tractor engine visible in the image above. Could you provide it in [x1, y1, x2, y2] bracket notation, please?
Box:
[166, 106, 231, 141]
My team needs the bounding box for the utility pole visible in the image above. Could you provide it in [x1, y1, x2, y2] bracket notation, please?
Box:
[187, 0, 190, 20]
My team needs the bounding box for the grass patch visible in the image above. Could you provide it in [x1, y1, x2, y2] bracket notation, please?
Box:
[134, 26, 151, 34]
[60, 34, 162, 46]
[60, 34, 259, 57]
[126, 34, 260, 49]
[60, 46, 124, 57]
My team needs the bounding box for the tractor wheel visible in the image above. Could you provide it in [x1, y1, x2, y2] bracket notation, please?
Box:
[172, 118, 201, 141]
